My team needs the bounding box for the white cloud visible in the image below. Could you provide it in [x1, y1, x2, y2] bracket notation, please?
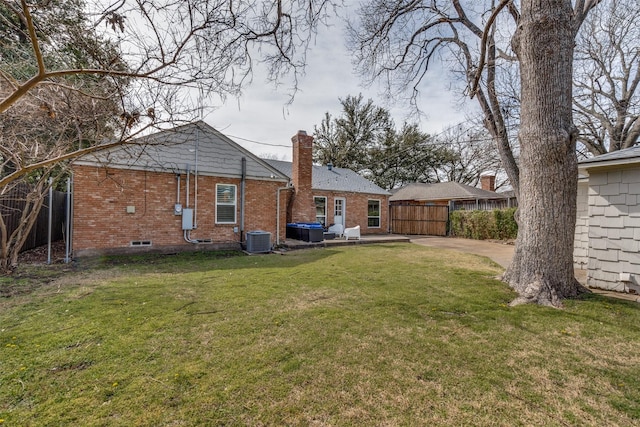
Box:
[203, 14, 474, 160]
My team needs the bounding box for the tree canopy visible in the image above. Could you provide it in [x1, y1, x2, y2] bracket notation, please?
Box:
[313, 94, 459, 190]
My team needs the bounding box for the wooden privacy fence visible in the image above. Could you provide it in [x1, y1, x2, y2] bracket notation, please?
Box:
[1, 183, 66, 252]
[390, 204, 449, 236]
[450, 197, 517, 211]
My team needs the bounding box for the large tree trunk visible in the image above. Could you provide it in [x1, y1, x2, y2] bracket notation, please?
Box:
[505, 0, 587, 307]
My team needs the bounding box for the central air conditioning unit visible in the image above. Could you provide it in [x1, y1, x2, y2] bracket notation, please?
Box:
[246, 231, 272, 253]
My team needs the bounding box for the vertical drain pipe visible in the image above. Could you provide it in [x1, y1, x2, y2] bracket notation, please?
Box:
[176, 174, 181, 205]
[47, 178, 53, 265]
[240, 157, 246, 244]
[64, 177, 71, 264]
[193, 130, 199, 229]
[276, 184, 292, 244]
[186, 164, 190, 209]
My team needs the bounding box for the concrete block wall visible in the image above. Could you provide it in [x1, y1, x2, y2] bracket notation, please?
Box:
[313, 190, 390, 234]
[586, 166, 640, 291]
[72, 165, 287, 256]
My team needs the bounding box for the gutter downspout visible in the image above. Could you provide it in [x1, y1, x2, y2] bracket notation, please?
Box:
[47, 178, 53, 265]
[183, 164, 198, 244]
[276, 183, 293, 244]
[194, 132, 199, 228]
[65, 177, 71, 263]
[176, 174, 180, 204]
[240, 157, 246, 244]
[186, 164, 190, 209]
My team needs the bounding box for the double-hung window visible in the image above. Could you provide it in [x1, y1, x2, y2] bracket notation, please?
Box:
[314, 196, 327, 227]
[216, 184, 237, 224]
[368, 200, 381, 228]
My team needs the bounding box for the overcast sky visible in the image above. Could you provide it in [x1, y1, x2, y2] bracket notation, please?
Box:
[201, 16, 475, 161]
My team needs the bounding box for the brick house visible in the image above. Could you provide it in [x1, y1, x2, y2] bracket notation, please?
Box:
[71, 122, 389, 256]
[265, 157, 390, 233]
[574, 146, 640, 293]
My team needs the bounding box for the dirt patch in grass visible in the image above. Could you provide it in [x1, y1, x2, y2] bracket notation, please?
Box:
[286, 289, 344, 311]
[17, 240, 68, 265]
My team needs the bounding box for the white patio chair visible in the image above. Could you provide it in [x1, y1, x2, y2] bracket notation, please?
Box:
[343, 225, 361, 240]
[328, 223, 344, 238]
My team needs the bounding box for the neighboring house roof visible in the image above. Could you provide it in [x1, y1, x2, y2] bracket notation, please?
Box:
[389, 182, 508, 202]
[579, 145, 640, 170]
[265, 160, 391, 196]
[73, 121, 289, 182]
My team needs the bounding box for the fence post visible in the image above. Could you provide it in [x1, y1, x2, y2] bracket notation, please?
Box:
[47, 178, 53, 264]
[65, 177, 71, 264]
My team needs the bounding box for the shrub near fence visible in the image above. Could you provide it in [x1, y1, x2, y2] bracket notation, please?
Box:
[450, 208, 518, 240]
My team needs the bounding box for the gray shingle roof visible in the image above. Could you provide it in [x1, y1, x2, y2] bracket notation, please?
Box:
[73, 122, 288, 181]
[579, 145, 640, 168]
[389, 182, 507, 202]
[265, 160, 390, 196]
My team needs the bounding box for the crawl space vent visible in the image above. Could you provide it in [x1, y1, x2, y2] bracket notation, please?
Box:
[130, 240, 152, 247]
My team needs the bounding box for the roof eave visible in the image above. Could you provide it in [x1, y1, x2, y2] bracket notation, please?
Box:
[579, 157, 640, 173]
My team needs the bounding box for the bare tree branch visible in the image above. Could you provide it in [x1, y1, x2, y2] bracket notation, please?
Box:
[470, 0, 516, 98]
[574, 0, 640, 154]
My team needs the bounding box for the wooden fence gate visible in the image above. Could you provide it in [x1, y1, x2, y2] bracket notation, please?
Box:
[389, 204, 449, 236]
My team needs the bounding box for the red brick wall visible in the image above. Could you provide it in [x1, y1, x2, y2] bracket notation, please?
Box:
[290, 132, 316, 222]
[481, 175, 496, 192]
[72, 165, 288, 255]
[312, 190, 389, 234]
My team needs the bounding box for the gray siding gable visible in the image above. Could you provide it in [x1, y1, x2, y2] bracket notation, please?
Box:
[73, 122, 289, 182]
[265, 160, 390, 196]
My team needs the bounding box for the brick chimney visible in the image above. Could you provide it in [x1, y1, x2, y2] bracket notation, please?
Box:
[290, 131, 316, 223]
[480, 173, 496, 192]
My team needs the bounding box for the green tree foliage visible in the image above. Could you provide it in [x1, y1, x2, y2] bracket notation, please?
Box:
[0, 0, 125, 78]
[450, 208, 518, 241]
[313, 94, 394, 173]
[368, 122, 456, 189]
[1, 0, 127, 272]
[313, 95, 455, 189]
[0, 0, 125, 169]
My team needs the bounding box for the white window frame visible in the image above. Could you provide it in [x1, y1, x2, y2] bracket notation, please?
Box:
[367, 199, 381, 228]
[314, 196, 327, 227]
[216, 184, 237, 224]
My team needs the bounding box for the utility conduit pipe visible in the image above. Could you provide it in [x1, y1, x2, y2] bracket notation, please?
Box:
[240, 157, 246, 243]
[276, 183, 293, 244]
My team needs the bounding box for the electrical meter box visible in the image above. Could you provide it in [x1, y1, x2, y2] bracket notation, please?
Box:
[182, 208, 194, 230]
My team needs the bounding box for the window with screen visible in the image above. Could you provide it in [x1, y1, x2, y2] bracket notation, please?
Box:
[314, 196, 327, 227]
[368, 200, 380, 228]
[216, 184, 237, 224]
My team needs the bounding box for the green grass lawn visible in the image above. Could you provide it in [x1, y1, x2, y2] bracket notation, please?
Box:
[1, 243, 639, 426]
